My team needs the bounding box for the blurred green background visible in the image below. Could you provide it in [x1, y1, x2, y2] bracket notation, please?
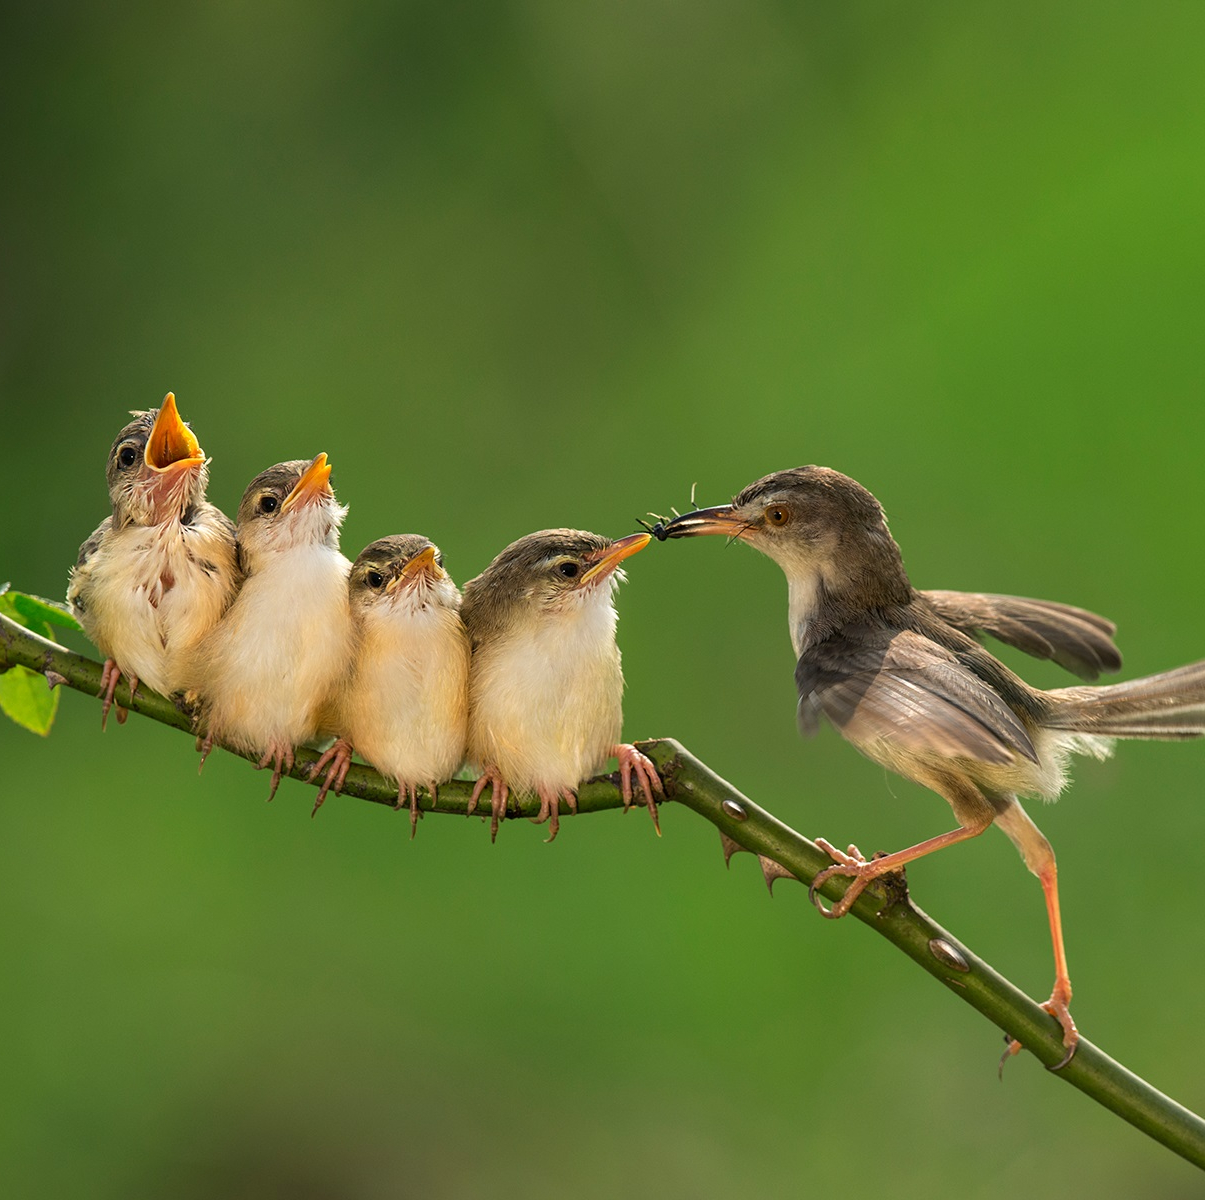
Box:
[3, 2, 1204, 1196]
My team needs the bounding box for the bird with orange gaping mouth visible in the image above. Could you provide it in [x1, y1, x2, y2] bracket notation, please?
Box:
[68, 393, 240, 727]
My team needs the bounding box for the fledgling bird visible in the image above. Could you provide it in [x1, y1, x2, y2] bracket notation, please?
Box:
[189, 454, 353, 800]
[309, 535, 471, 834]
[459, 529, 663, 841]
[68, 393, 240, 728]
[660, 465, 1205, 1065]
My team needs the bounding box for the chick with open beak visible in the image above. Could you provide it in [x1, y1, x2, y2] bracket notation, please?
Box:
[309, 535, 471, 834]
[459, 529, 662, 840]
[68, 393, 239, 727]
[187, 454, 354, 800]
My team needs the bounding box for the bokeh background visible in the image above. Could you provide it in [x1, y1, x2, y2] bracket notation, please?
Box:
[3, 3, 1204, 1196]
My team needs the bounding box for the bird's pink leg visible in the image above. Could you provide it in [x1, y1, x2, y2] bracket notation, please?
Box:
[610, 743, 663, 834]
[395, 780, 424, 839]
[256, 742, 295, 802]
[98, 659, 138, 730]
[469, 765, 509, 842]
[308, 739, 354, 816]
[532, 786, 578, 841]
[809, 818, 991, 919]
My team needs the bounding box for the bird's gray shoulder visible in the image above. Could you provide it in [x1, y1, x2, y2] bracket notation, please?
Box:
[67, 516, 114, 613]
[74, 516, 114, 569]
[459, 572, 510, 649]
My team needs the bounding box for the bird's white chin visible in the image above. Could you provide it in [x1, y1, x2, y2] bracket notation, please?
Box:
[124, 463, 203, 525]
[386, 577, 459, 615]
[263, 499, 348, 554]
[554, 566, 625, 613]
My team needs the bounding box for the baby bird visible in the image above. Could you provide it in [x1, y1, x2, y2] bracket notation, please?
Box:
[68, 393, 239, 727]
[309, 535, 471, 835]
[460, 529, 662, 840]
[189, 454, 353, 800]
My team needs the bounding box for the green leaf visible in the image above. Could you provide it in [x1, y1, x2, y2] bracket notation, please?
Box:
[0, 587, 76, 734]
[2, 590, 82, 632]
[0, 663, 60, 735]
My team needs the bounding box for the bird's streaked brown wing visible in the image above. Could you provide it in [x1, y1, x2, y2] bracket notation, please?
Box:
[67, 516, 113, 617]
[921, 590, 1121, 681]
[796, 627, 1039, 766]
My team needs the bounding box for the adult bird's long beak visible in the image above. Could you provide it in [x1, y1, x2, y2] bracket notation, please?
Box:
[280, 453, 333, 514]
[660, 505, 745, 538]
[389, 544, 444, 591]
[580, 531, 651, 585]
[144, 393, 203, 473]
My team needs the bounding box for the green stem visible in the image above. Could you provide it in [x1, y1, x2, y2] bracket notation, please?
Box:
[3, 612, 1203, 1169]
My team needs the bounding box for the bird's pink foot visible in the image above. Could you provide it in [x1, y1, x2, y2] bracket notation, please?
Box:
[256, 743, 295, 802]
[309, 739, 353, 816]
[98, 660, 137, 730]
[532, 786, 578, 841]
[611, 742, 664, 835]
[395, 781, 426, 839]
[196, 732, 215, 773]
[469, 766, 509, 842]
[1001, 977, 1078, 1072]
[809, 838, 875, 919]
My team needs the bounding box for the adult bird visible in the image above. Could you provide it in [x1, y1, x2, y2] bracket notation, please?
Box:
[460, 529, 662, 840]
[68, 393, 239, 727]
[189, 454, 353, 800]
[659, 465, 1205, 1064]
[310, 535, 471, 834]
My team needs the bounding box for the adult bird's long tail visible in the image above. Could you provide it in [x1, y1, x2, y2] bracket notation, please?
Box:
[1045, 660, 1205, 739]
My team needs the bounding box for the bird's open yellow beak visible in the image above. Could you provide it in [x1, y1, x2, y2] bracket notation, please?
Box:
[280, 453, 333, 514]
[581, 531, 651, 585]
[390, 544, 444, 589]
[660, 505, 746, 538]
[144, 393, 203, 473]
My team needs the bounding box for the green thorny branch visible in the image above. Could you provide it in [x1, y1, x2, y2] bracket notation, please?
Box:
[3, 608, 1204, 1172]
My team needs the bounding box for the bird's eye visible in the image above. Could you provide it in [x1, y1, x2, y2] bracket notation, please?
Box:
[435, 553, 444, 569]
[765, 505, 790, 527]
[366, 570, 385, 589]
[557, 561, 580, 579]
[118, 445, 139, 469]
[258, 494, 278, 515]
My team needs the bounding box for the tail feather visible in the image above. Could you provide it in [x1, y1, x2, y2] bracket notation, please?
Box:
[1045, 659, 1205, 739]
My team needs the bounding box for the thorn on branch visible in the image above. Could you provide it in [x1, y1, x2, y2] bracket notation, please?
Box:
[759, 855, 801, 894]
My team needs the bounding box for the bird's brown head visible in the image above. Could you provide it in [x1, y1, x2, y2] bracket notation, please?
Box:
[460, 528, 650, 642]
[235, 453, 347, 566]
[659, 466, 912, 618]
[105, 393, 208, 525]
[349, 535, 460, 616]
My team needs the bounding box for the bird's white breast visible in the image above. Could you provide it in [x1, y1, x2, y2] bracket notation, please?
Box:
[195, 543, 352, 753]
[339, 601, 470, 787]
[787, 570, 822, 658]
[468, 597, 623, 792]
[76, 515, 237, 696]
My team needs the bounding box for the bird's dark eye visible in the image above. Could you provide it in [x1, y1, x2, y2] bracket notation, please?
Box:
[258, 494, 278, 514]
[765, 505, 790, 527]
[558, 561, 580, 579]
[118, 445, 139, 469]
[435, 553, 444, 569]
[366, 570, 385, 589]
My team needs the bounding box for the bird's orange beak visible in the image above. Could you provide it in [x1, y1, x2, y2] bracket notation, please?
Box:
[390, 544, 444, 589]
[659, 505, 746, 539]
[580, 531, 651, 585]
[280, 453, 333, 514]
[144, 393, 203, 473]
